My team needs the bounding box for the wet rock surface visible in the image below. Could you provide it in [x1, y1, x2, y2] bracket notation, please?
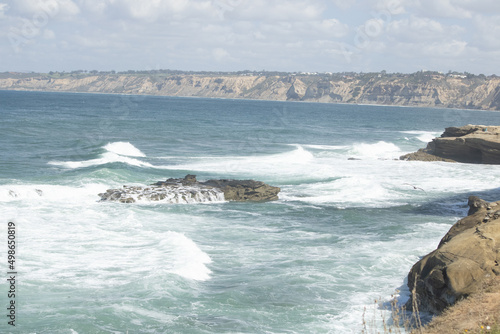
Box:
[99, 175, 280, 203]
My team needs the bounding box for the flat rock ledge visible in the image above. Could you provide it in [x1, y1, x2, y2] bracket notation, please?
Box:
[406, 196, 500, 315]
[400, 124, 500, 164]
[98, 175, 280, 203]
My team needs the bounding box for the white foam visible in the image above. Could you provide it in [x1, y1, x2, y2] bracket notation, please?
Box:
[152, 145, 319, 181]
[49, 152, 152, 169]
[48, 142, 148, 169]
[115, 185, 226, 204]
[349, 141, 402, 160]
[104, 142, 146, 157]
[400, 131, 441, 143]
[0, 184, 108, 203]
[281, 175, 397, 207]
[18, 213, 213, 286]
[160, 231, 212, 281]
[302, 144, 350, 150]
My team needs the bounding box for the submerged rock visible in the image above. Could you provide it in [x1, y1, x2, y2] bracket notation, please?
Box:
[98, 175, 280, 203]
[406, 196, 500, 315]
[400, 124, 500, 164]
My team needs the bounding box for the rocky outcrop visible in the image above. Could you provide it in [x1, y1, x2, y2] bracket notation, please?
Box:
[400, 125, 500, 164]
[406, 196, 500, 314]
[2, 73, 500, 110]
[98, 175, 280, 203]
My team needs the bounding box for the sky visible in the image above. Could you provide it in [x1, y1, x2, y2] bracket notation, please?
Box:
[1, 0, 500, 74]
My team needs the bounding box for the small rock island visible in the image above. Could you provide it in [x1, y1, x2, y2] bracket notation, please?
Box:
[98, 175, 280, 203]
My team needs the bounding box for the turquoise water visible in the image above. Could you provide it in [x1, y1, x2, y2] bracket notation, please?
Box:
[2, 90, 500, 333]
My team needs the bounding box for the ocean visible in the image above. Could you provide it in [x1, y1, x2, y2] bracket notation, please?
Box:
[2, 90, 500, 334]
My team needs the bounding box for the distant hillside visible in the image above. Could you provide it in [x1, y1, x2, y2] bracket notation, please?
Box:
[2, 71, 500, 110]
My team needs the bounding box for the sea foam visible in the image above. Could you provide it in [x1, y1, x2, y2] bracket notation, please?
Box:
[48, 142, 150, 169]
[349, 141, 402, 160]
[104, 141, 146, 157]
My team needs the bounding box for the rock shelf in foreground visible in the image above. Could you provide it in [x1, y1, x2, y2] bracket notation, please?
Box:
[400, 125, 500, 164]
[98, 175, 280, 203]
[407, 196, 500, 315]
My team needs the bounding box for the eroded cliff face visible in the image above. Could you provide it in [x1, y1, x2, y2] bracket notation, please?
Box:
[400, 125, 500, 164]
[2, 73, 500, 110]
[407, 196, 500, 315]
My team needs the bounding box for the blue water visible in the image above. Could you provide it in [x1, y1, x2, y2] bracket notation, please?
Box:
[2, 90, 500, 333]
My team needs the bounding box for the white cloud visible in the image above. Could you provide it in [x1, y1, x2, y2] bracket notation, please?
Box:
[387, 16, 464, 42]
[0, 0, 499, 74]
[43, 28, 55, 39]
[453, 0, 500, 15]
[422, 40, 468, 57]
[409, 0, 472, 18]
[375, 0, 406, 15]
[212, 47, 231, 62]
[317, 18, 350, 37]
[5, 0, 80, 21]
[0, 3, 9, 17]
[234, 0, 324, 21]
[331, 0, 356, 10]
[472, 14, 500, 50]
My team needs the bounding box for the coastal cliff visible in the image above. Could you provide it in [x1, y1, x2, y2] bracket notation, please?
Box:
[407, 197, 500, 333]
[407, 196, 500, 315]
[400, 125, 500, 164]
[400, 126, 500, 332]
[2, 71, 500, 110]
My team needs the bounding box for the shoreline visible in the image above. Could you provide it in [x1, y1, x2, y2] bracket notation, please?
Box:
[1, 87, 497, 113]
[2, 71, 500, 111]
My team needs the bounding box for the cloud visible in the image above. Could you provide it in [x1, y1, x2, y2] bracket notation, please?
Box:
[472, 14, 500, 50]
[43, 28, 55, 39]
[0, 3, 9, 17]
[212, 47, 232, 62]
[0, 0, 498, 74]
[232, 0, 324, 21]
[375, 0, 406, 15]
[408, 0, 472, 18]
[7, 0, 79, 19]
[331, 0, 356, 10]
[387, 16, 464, 42]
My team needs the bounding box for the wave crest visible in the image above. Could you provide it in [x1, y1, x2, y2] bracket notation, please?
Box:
[48, 142, 149, 169]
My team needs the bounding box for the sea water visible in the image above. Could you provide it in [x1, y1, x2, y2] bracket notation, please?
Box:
[1, 90, 500, 333]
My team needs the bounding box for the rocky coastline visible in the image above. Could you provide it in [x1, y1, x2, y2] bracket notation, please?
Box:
[400, 125, 500, 332]
[407, 196, 500, 314]
[98, 175, 280, 203]
[2, 71, 500, 110]
[400, 125, 500, 164]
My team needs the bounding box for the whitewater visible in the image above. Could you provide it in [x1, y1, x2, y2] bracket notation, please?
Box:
[1, 90, 500, 333]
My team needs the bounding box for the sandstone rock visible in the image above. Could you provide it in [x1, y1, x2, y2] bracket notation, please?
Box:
[400, 125, 500, 164]
[406, 196, 500, 315]
[98, 175, 280, 203]
[3, 73, 500, 110]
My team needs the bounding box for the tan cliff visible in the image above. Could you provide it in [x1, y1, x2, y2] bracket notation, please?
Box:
[408, 196, 500, 334]
[2, 72, 500, 110]
[401, 125, 500, 164]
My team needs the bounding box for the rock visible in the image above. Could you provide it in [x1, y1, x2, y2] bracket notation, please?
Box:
[98, 175, 280, 203]
[468, 196, 489, 215]
[399, 149, 456, 162]
[400, 125, 500, 164]
[202, 179, 280, 201]
[406, 196, 500, 315]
